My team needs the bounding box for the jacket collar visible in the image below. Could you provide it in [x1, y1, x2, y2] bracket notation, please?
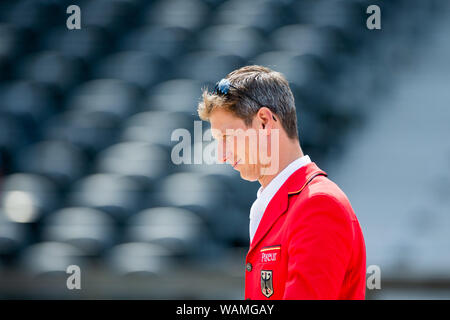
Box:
[247, 162, 327, 254]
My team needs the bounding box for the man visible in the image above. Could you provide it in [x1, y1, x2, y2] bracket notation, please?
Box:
[197, 65, 366, 300]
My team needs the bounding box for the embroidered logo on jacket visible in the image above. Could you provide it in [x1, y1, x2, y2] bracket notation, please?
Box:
[261, 270, 274, 298]
[261, 252, 278, 263]
[260, 245, 281, 263]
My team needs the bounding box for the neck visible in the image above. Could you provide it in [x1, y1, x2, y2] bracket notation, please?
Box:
[258, 139, 303, 189]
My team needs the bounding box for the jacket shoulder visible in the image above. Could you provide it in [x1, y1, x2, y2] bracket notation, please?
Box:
[287, 175, 357, 223]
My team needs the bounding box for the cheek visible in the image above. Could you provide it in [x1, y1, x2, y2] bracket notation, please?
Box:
[232, 136, 256, 165]
[232, 137, 247, 163]
[247, 135, 261, 164]
[215, 138, 226, 162]
[233, 132, 262, 165]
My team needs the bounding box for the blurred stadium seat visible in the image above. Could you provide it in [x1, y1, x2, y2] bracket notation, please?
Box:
[143, 0, 209, 31]
[41, 207, 115, 256]
[67, 173, 146, 221]
[124, 206, 212, 259]
[253, 51, 326, 89]
[82, 0, 139, 32]
[151, 172, 247, 244]
[14, 51, 84, 92]
[120, 110, 194, 148]
[106, 242, 176, 276]
[291, 0, 364, 32]
[145, 79, 201, 114]
[0, 114, 31, 164]
[0, 209, 28, 256]
[93, 51, 168, 89]
[0, 80, 56, 124]
[213, 0, 285, 33]
[43, 109, 119, 155]
[198, 24, 265, 59]
[14, 140, 87, 188]
[175, 51, 244, 86]
[270, 24, 341, 60]
[3, 0, 62, 30]
[95, 141, 172, 187]
[120, 25, 192, 60]
[0, 24, 34, 58]
[66, 79, 142, 119]
[20, 241, 87, 276]
[0, 173, 60, 223]
[42, 26, 113, 62]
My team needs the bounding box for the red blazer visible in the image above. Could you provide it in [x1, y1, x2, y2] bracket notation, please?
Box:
[244, 162, 366, 300]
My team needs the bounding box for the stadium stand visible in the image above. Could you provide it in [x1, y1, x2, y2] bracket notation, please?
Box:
[0, 0, 448, 299]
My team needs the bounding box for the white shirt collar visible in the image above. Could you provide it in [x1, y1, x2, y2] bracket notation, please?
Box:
[249, 155, 311, 243]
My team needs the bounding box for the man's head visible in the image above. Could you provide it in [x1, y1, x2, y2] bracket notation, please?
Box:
[197, 65, 300, 182]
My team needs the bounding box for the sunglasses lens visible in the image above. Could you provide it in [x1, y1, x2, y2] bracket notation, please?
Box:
[213, 78, 231, 95]
[217, 78, 230, 94]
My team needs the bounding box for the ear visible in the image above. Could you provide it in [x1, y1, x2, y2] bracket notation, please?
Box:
[256, 107, 276, 131]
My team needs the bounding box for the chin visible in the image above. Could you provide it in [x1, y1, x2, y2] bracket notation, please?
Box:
[239, 169, 260, 182]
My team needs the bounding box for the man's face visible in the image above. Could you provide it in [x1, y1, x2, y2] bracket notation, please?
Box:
[209, 108, 275, 181]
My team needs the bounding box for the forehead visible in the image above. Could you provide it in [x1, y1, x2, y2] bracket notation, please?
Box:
[209, 108, 248, 138]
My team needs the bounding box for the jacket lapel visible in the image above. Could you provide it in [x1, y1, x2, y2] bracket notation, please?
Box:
[247, 162, 327, 254]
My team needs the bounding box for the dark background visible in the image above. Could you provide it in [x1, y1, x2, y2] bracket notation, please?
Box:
[0, 0, 449, 299]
